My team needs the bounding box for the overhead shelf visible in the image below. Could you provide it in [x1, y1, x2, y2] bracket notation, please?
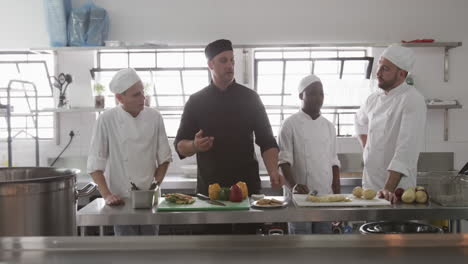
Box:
[426, 102, 462, 110]
[31, 107, 106, 145]
[32, 107, 106, 113]
[31, 41, 462, 51]
[31, 41, 462, 82]
[426, 100, 463, 141]
[31, 105, 184, 113]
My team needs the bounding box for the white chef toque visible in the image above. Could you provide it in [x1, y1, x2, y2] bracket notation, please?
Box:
[298, 74, 322, 95]
[109, 68, 141, 94]
[381, 45, 415, 72]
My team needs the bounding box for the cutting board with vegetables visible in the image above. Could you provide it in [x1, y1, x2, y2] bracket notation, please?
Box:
[157, 197, 250, 211]
[293, 194, 391, 207]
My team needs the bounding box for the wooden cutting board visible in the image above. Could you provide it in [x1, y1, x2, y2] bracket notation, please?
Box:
[293, 194, 391, 207]
[157, 197, 250, 211]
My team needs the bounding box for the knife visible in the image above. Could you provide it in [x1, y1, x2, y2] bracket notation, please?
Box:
[196, 193, 226, 206]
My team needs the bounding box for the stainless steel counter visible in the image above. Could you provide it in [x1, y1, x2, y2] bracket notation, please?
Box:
[2, 234, 468, 263]
[78, 197, 468, 227]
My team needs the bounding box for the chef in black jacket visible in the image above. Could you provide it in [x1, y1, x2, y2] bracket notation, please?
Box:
[175, 39, 283, 197]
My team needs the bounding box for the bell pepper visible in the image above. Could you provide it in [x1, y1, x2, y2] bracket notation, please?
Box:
[219, 187, 230, 201]
[236, 181, 248, 199]
[208, 183, 221, 200]
[229, 184, 243, 202]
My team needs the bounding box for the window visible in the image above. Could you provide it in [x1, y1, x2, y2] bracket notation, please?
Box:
[254, 48, 374, 137]
[92, 49, 210, 137]
[0, 52, 55, 140]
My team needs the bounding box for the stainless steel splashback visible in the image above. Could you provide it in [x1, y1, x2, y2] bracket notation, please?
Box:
[417, 152, 454, 172]
[338, 153, 363, 173]
[338, 152, 454, 173]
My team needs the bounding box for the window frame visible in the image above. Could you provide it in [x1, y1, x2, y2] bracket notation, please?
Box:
[91, 49, 210, 137]
[253, 48, 373, 137]
[0, 57, 55, 140]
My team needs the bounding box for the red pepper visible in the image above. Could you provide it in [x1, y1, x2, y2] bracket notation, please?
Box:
[229, 184, 243, 202]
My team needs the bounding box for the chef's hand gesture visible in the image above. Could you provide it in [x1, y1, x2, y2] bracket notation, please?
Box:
[103, 193, 125, 206]
[193, 129, 214, 153]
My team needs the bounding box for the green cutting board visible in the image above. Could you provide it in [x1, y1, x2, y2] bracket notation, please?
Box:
[157, 197, 250, 211]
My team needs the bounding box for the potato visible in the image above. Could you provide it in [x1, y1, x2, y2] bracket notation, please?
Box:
[362, 189, 377, 200]
[352, 186, 363, 198]
[415, 190, 428, 203]
[402, 188, 416, 203]
[415, 186, 426, 192]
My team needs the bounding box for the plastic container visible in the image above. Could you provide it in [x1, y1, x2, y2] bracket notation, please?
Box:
[44, 0, 71, 46]
[86, 4, 109, 46]
[68, 2, 109, 46]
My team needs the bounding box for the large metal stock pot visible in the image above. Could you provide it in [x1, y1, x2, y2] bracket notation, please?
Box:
[0, 167, 96, 236]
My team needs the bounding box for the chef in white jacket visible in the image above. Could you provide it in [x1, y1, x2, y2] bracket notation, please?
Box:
[355, 45, 426, 203]
[278, 74, 341, 234]
[87, 68, 172, 235]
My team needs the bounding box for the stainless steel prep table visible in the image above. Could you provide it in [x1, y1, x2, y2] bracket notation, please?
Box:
[77, 198, 468, 235]
[2, 234, 468, 263]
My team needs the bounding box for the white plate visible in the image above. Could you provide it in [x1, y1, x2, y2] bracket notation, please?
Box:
[251, 199, 287, 209]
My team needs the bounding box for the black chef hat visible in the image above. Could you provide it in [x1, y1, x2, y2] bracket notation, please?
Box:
[205, 39, 233, 60]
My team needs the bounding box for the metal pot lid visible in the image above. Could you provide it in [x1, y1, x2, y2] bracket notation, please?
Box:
[0, 167, 80, 184]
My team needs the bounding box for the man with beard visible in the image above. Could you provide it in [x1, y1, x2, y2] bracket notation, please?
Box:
[355, 45, 426, 203]
[175, 39, 282, 198]
[174, 39, 282, 234]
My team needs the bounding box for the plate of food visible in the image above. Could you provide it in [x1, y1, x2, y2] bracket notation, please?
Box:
[164, 193, 195, 204]
[251, 197, 288, 209]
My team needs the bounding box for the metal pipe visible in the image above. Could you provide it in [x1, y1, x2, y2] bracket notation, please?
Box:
[6, 80, 40, 167]
[34, 85, 39, 166]
[6, 83, 12, 167]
